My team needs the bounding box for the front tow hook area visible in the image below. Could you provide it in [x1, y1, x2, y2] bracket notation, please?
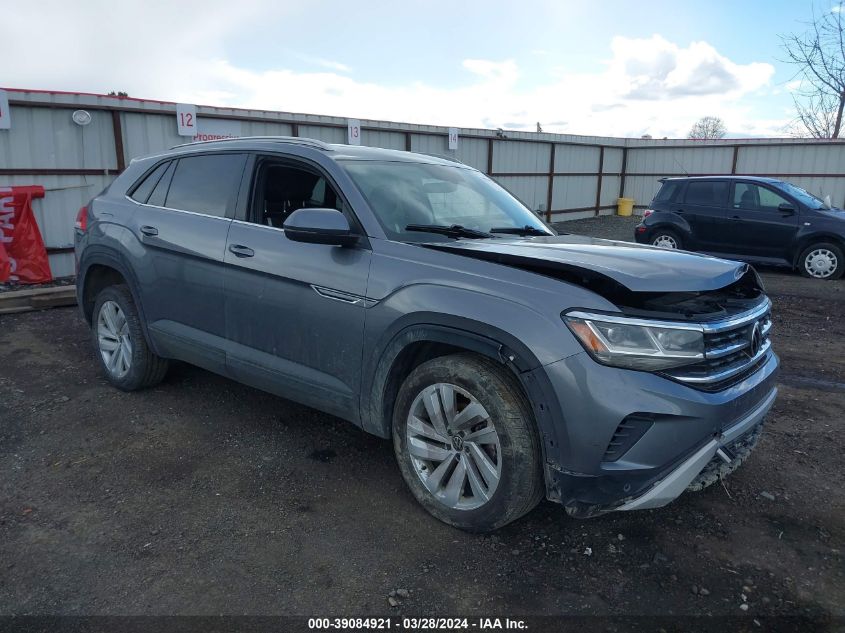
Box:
[615, 387, 778, 512]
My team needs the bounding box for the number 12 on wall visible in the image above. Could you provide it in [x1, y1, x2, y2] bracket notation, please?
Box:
[176, 104, 197, 137]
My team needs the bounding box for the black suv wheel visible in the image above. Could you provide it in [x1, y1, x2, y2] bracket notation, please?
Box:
[798, 242, 843, 280]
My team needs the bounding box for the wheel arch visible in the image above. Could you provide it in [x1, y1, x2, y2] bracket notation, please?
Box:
[791, 232, 845, 267]
[361, 318, 565, 469]
[647, 213, 692, 239]
[77, 247, 158, 354]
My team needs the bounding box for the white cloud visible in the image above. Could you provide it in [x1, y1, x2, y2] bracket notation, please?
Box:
[462, 59, 519, 83]
[832, 5, 842, 13]
[0, 3, 782, 138]
[295, 54, 351, 73]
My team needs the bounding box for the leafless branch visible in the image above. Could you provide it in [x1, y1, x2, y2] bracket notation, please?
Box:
[780, 1, 845, 138]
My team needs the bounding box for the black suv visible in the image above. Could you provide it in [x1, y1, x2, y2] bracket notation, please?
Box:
[635, 176, 845, 280]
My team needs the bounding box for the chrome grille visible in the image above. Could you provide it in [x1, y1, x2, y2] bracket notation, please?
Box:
[664, 302, 772, 390]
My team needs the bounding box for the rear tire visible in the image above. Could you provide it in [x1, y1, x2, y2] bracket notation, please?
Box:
[92, 284, 169, 391]
[798, 242, 843, 280]
[392, 353, 543, 532]
[651, 228, 682, 249]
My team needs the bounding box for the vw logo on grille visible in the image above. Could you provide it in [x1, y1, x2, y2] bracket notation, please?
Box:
[748, 321, 762, 357]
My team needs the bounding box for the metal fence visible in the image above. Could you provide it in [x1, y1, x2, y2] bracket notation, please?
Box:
[3, 89, 845, 278]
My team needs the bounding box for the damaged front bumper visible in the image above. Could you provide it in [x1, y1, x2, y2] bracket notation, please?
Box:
[615, 387, 776, 511]
[539, 347, 779, 518]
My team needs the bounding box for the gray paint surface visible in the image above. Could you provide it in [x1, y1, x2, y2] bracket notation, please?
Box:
[75, 138, 780, 514]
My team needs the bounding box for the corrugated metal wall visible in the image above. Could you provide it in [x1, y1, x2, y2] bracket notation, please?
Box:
[3, 89, 845, 278]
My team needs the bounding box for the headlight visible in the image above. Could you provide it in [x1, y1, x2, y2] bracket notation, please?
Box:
[563, 311, 704, 370]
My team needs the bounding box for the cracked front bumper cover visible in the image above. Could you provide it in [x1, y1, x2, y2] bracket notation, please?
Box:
[616, 387, 777, 511]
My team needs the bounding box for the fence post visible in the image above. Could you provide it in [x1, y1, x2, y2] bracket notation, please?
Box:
[486, 138, 494, 175]
[618, 147, 628, 199]
[111, 110, 126, 173]
[594, 146, 605, 216]
[731, 146, 739, 174]
[546, 142, 555, 223]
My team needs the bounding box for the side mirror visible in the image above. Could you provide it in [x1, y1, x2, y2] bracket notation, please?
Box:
[778, 202, 796, 215]
[283, 208, 358, 247]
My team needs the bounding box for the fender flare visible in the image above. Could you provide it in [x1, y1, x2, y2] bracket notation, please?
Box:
[648, 214, 693, 243]
[77, 246, 159, 355]
[360, 317, 567, 470]
[790, 232, 845, 267]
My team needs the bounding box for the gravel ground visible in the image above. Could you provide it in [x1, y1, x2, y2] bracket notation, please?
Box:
[1, 221, 843, 623]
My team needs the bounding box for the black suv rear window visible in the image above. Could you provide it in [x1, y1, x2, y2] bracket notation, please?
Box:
[654, 181, 682, 203]
[164, 154, 247, 217]
[684, 181, 728, 206]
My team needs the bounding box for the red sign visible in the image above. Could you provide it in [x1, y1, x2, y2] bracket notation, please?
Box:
[0, 185, 52, 284]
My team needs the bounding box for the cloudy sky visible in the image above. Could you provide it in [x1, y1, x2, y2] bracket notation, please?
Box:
[0, 0, 831, 138]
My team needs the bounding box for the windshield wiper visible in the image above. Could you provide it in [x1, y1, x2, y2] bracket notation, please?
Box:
[489, 225, 552, 236]
[405, 224, 492, 239]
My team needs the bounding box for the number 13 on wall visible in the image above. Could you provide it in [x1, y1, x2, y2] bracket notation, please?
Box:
[176, 104, 197, 136]
[347, 119, 361, 146]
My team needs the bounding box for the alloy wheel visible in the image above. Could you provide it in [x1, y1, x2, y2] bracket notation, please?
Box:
[653, 234, 678, 249]
[97, 300, 132, 378]
[406, 383, 502, 510]
[804, 248, 838, 279]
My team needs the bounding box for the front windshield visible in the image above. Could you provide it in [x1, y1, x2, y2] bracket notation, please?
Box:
[775, 181, 828, 209]
[340, 160, 554, 240]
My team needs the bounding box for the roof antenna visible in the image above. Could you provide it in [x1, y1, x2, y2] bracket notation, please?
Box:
[672, 155, 689, 176]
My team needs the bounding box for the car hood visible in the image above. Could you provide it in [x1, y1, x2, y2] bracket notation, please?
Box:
[425, 235, 748, 293]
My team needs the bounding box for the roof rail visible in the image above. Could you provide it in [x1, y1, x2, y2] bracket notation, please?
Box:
[417, 151, 466, 166]
[171, 135, 332, 151]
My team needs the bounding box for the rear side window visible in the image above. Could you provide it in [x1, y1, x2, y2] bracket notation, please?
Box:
[684, 181, 728, 206]
[654, 181, 682, 203]
[130, 162, 169, 203]
[164, 154, 247, 217]
[147, 161, 176, 207]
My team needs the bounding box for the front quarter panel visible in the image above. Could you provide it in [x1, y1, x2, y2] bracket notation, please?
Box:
[360, 238, 618, 436]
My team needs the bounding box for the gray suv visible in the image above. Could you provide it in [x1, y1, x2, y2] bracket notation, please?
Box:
[74, 137, 779, 531]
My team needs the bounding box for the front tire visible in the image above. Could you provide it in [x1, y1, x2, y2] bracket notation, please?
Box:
[798, 242, 843, 280]
[92, 284, 169, 391]
[392, 353, 543, 532]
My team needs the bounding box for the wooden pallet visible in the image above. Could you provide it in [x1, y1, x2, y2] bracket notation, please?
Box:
[0, 285, 77, 314]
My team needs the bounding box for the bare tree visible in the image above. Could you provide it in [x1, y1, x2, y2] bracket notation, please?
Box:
[688, 116, 726, 139]
[781, 2, 845, 138]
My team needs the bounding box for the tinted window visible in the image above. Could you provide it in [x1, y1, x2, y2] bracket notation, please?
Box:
[654, 181, 681, 203]
[685, 181, 728, 206]
[165, 154, 247, 217]
[733, 183, 790, 211]
[147, 161, 176, 207]
[130, 162, 168, 203]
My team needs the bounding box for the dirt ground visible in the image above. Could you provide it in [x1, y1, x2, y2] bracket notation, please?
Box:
[1, 217, 843, 625]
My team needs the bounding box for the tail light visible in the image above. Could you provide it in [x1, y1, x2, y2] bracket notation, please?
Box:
[75, 206, 88, 231]
[642, 209, 655, 219]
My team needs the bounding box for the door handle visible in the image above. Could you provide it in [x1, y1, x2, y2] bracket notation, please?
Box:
[140, 225, 158, 237]
[731, 215, 741, 220]
[675, 209, 685, 214]
[228, 244, 255, 258]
